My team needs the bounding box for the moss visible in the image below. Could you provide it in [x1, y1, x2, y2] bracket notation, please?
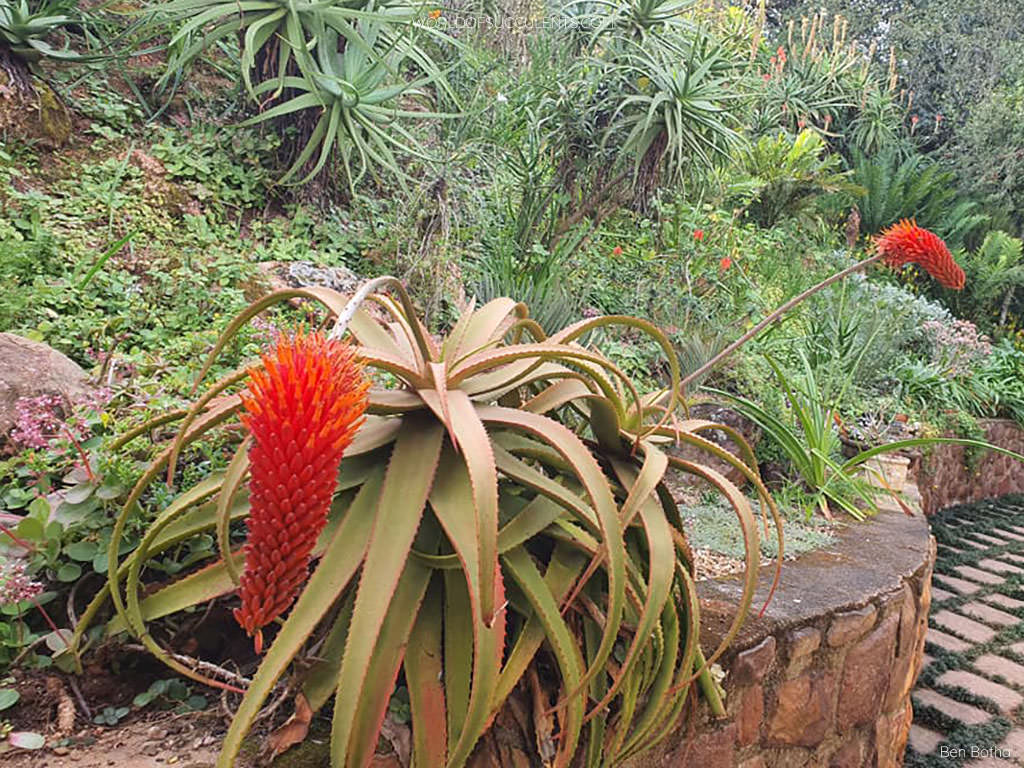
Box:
[0, 69, 71, 147]
[34, 79, 71, 146]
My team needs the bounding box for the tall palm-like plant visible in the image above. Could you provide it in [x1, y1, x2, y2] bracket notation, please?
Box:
[159, 0, 454, 189]
[68, 279, 781, 767]
[604, 32, 743, 202]
[732, 129, 861, 228]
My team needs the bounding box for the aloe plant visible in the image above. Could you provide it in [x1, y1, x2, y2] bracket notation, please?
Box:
[68, 278, 782, 766]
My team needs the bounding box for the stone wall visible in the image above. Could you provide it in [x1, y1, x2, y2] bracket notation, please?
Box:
[624, 509, 936, 768]
[914, 419, 1024, 515]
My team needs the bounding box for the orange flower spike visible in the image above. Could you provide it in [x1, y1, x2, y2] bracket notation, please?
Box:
[233, 331, 369, 652]
[874, 219, 966, 291]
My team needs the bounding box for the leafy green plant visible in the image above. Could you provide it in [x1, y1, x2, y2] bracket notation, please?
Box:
[475, 240, 584, 335]
[746, 12, 865, 140]
[133, 678, 207, 713]
[717, 351, 1024, 519]
[606, 32, 743, 197]
[0, 0, 81, 75]
[92, 705, 129, 726]
[934, 231, 1024, 331]
[731, 129, 860, 228]
[0, 685, 18, 711]
[69, 279, 781, 767]
[711, 353, 878, 519]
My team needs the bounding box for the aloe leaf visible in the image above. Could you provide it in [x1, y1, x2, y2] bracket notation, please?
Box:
[107, 491, 352, 636]
[217, 470, 384, 768]
[502, 546, 586, 767]
[447, 392, 500, 625]
[442, 567, 473, 750]
[330, 418, 443, 764]
[216, 437, 250, 586]
[405, 577, 448, 766]
[346, 521, 439, 764]
[302, 592, 356, 713]
[476, 406, 625, 702]
[583, 455, 672, 719]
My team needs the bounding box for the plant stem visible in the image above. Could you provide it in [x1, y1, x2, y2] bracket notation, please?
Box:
[680, 253, 883, 391]
[695, 647, 726, 717]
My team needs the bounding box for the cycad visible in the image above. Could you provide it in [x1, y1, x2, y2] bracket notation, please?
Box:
[851, 148, 988, 249]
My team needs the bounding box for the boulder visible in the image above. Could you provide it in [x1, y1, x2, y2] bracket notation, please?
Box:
[0, 333, 90, 444]
[246, 261, 364, 301]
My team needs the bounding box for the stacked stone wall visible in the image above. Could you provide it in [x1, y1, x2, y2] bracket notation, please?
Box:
[916, 419, 1024, 514]
[623, 509, 936, 768]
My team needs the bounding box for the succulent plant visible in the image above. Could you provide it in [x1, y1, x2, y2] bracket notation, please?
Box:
[69, 278, 781, 767]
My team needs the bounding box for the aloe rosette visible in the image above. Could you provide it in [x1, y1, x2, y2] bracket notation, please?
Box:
[69, 279, 781, 767]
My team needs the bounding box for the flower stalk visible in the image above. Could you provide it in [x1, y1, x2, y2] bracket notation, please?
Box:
[680, 221, 964, 392]
[233, 331, 369, 652]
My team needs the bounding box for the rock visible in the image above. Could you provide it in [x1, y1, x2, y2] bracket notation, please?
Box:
[827, 604, 877, 647]
[731, 637, 776, 686]
[140, 741, 162, 756]
[673, 723, 737, 768]
[0, 333, 91, 445]
[147, 726, 169, 741]
[768, 671, 836, 747]
[875, 698, 913, 766]
[736, 684, 764, 746]
[248, 261, 364, 302]
[829, 734, 865, 768]
[839, 613, 899, 726]
[787, 626, 822, 675]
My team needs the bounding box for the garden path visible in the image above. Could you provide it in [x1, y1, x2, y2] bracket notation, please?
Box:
[907, 495, 1024, 767]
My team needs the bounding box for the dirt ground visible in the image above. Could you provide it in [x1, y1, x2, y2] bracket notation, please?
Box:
[2, 712, 222, 767]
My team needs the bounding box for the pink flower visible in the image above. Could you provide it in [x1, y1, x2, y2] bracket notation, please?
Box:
[0, 559, 44, 606]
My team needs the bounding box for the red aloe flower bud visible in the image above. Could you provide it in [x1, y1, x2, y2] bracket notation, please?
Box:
[233, 331, 369, 652]
[874, 219, 966, 290]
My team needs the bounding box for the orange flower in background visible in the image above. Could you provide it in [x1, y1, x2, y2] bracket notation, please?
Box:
[233, 331, 369, 652]
[612, 245, 623, 256]
[719, 256, 732, 271]
[874, 219, 965, 290]
[694, 229, 705, 242]
[428, 8, 441, 18]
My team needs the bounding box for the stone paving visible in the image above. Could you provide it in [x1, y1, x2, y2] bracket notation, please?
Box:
[907, 495, 1024, 767]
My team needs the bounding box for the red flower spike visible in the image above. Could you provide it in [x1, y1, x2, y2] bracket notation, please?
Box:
[233, 331, 369, 651]
[874, 219, 966, 291]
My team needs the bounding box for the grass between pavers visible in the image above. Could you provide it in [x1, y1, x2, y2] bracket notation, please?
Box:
[907, 494, 1024, 767]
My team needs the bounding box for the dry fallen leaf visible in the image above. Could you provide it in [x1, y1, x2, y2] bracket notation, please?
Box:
[263, 692, 312, 762]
